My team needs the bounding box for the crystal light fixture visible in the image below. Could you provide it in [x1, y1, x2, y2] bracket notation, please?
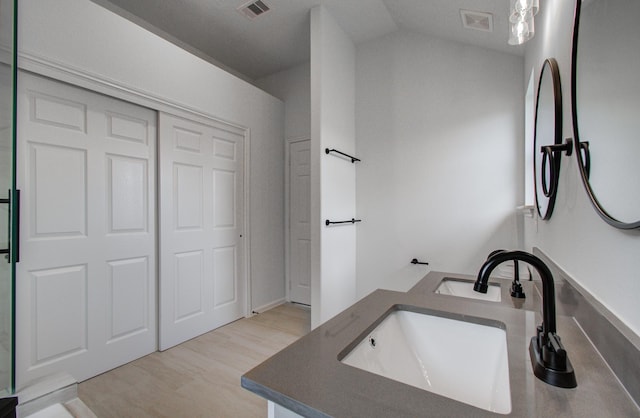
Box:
[508, 0, 539, 45]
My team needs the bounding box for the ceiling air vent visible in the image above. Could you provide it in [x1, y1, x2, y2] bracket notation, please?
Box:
[460, 9, 494, 33]
[238, 0, 271, 20]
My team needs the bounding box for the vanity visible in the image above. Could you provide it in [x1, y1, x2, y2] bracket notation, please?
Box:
[242, 268, 640, 417]
[242, 0, 640, 412]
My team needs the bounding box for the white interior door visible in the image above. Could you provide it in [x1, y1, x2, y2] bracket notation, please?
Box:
[16, 72, 157, 385]
[288, 140, 311, 305]
[159, 112, 245, 350]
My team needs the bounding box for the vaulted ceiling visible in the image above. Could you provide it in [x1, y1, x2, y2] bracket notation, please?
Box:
[91, 0, 523, 81]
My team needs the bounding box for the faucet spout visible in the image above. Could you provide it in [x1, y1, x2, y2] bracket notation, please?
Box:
[476, 251, 555, 338]
[481, 249, 526, 298]
[475, 250, 577, 388]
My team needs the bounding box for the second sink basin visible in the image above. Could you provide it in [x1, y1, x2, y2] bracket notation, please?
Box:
[435, 277, 501, 302]
[339, 307, 511, 414]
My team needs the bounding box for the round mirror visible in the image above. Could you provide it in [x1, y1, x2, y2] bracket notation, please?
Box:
[534, 58, 563, 220]
[571, 0, 640, 229]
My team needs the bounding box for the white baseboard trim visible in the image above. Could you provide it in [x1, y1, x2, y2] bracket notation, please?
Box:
[251, 298, 286, 315]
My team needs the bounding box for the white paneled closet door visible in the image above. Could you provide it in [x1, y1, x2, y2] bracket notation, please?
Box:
[159, 113, 245, 351]
[288, 139, 311, 305]
[16, 72, 157, 385]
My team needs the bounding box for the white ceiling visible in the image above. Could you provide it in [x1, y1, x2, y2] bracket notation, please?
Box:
[91, 0, 524, 81]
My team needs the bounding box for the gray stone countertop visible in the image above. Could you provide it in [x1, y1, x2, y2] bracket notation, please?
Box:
[241, 271, 640, 417]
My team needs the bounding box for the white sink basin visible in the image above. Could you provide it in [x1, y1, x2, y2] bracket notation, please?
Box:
[435, 278, 501, 302]
[340, 309, 511, 414]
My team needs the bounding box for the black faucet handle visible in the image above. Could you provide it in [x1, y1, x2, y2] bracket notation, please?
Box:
[530, 332, 577, 388]
[542, 333, 568, 371]
[548, 333, 565, 353]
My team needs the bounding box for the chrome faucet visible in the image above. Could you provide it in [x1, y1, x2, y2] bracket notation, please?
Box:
[475, 250, 577, 388]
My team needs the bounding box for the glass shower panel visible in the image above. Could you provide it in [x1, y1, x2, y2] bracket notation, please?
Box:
[0, 0, 16, 396]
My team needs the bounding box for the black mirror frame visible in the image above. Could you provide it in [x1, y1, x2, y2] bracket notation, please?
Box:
[534, 58, 565, 220]
[570, 0, 640, 229]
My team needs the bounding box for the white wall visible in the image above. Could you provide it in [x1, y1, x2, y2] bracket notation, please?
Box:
[310, 7, 357, 328]
[256, 62, 310, 141]
[524, 0, 640, 338]
[18, 0, 286, 312]
[355, 31, 525, 297]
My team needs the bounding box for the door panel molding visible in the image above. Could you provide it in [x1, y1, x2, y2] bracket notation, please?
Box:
[20, 54, 254, 315]
[159, 112, 247, 350]
[16, 72, 157, 385]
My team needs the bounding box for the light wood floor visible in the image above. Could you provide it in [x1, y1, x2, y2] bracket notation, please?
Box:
[78, 303, 310, 417]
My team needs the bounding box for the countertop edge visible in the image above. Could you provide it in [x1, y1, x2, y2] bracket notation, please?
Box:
[242, 271, 640, 417]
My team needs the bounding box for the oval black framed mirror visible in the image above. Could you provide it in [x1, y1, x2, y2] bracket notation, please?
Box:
[534, 58, 563, 220]
[571, 0, 640, 229]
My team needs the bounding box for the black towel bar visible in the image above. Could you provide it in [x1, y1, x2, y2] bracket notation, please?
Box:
[325, 148, 360, 163]
[325, 218, 361, 226]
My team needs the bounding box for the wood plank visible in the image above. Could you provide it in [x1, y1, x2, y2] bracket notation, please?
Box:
[78, 303, 310, 417]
